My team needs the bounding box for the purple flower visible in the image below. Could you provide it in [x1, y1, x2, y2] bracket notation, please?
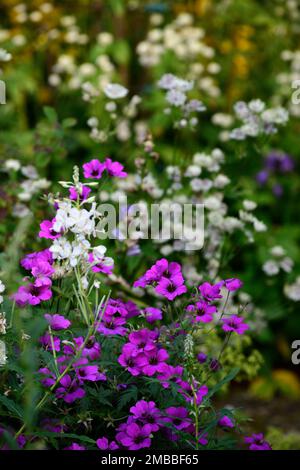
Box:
[162, 406, 192, 431]
[69, 185, 91, 201]
[142, 348, 169, 376]
[39, 333, 61, 352]
[178, 381, 208, 405]
[186, 300, 216, 323]
[197, 352, 207, 364]
[155, 275, 187, 301]
[224, 278, 243, 292]
[74, 359, 106, 383]
[218, 415, 234, 428]
[55, 375, 85, 403]
[198, 281, 223, 301]
[96, 313, 127, 336]
[104, 158, 127, 178]
[21, 249, 53, 271]
[13, 277, 52, 307]
[244, 433, 272, 450]
[44, 314, 71, 331]
[39, 219, 61, 240]
[83, 159, 105, 179]
[64, 443, 86, 450]
[88, 253, 114, 275]
[118, 343, 145, 376]
[210, 358, 220, 372]
[130, 400, 161, 432]
[64, 336, 101, 360]
[144, 307, 163, 323]
[116, 422, 152, 450]
[133, 259, 181, 288]
[222, 315, 249, 335]
[96, 437, 119, 450]
[128, 328, 158, 354]
[41, 418, 67, 434]
[31, 261, 54, 278]
[256, 170, 269, 185]
[156, 364, 183, 388]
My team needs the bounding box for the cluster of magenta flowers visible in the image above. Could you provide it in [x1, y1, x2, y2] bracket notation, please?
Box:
[256, 150, 295, 197]
[3, 158, 273, 452]
[39, 314, 106, 404]
[134, 258, 187, 301]
[13, 249, 54, 307]
[83, 157, 127, 179]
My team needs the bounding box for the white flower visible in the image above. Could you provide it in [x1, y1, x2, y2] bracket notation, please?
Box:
[4, 159, 21, 171]
[280, 257, 294, 273]
[270, 246, 286, 257]
[284, 278, 300, 301]
[0, 48, 12, 62]
[184, 165, 202, 177]
[243, 200, 257, 211]
[0, 280, 5, 294]
[0, 340, 7, 366]
[166, 89, 186, 107]
[263, 260, 279, 276]
[103, 83, 128, 99]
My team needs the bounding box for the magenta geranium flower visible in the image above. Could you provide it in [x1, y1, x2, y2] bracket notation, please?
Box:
[21, 249, 53, 271]
[155, 275, 187, 301]
[74, 358, 106, 383]
[88, 253, 114, 275]
[186, 300, 217, 323]
[118, 343, 145, 376]
[144, 307, 163, 323]
[83, 159, 105, 179]
[55, 375, 85, 403]
[96, 437, 119, 450]
[104, 158, 127, 178]
[96, 314, 127, 336]
[39, 333, 61, 352]
[31, 260, 55, 278]
[225, 278, 243, 292]
[156, 364, 183, 389]
[39, 219, 61, 240]
[13, 277, 52, 307]
[218, 415, 234, 428]
[69, 185, 91, 201]
[130, 400, 161, 432]
[116, 422, 152, 450]
[64, 336, 101, 360]
[44, 314, 71, 331]
[142, 347, 169, 376]
[222, 315, 249, 335]
[198, 281, 224, 301]
[244, 433, 272, 450]
[128, 328, 158, 354]
[162, 406, 192, 431]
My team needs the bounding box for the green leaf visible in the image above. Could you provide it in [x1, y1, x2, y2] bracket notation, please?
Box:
[0, 395, 24, 419]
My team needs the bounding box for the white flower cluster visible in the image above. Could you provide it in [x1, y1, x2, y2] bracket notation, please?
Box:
[277, 49, 300, 116]
[229, 100, 289, 140]
[48, 170, 114, 275]
[0, 48, 11, 62]
[137, 13, 220, 98]
[262, 246, 294, 276]
[284, 277, 300, 302]
[87, 89, 141, 144]
[2, 161, 50, 218]
[158, 73, 206, 128]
